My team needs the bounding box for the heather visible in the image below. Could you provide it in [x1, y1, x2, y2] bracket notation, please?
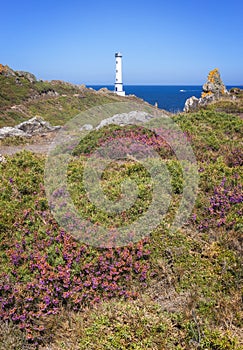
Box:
[0, 109, 243, 349]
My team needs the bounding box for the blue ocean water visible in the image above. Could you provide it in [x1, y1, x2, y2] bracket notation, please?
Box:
[88, 85, 242, 112]
[124, 85, 202, 112]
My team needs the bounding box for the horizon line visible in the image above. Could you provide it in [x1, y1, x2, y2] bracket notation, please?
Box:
[85, 83, 243, 87]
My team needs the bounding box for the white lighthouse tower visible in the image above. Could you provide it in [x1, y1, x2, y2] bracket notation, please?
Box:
[114, 52, 125, 96]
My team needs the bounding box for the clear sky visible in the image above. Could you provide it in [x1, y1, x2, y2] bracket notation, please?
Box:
[1, 0, 243, 85]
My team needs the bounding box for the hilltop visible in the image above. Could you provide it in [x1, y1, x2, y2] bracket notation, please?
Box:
[0, 64, 145, 128]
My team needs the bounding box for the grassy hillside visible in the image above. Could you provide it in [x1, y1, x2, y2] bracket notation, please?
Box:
[0, 102, 242, 349]
[0, 73, 131, 127]
[205, 88, 243, 115]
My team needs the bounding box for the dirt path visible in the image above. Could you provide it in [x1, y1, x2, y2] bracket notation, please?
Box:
[0, 132, 58, 156]
[0, 143, 52, 155]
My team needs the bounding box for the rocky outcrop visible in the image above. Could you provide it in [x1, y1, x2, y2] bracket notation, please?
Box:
[0, 127, 27, 139]
[0, 64, 37, 83]
[96, 111, 157, 130]
[80, 111, 166, 132]
[17, 116, 60, 134]
[0, 64, 16, 77]
[184, 68, 228, 112]
[183, 96, 200, 113]
[201, 68, 228, 98]
[98, 87, 112, 94]
[0, 117, 61, 139]
[50, 80, 87, 91]
[40, 89, 59, 98]
[16, 71, 37, 83]
[184, 94, 216, 113]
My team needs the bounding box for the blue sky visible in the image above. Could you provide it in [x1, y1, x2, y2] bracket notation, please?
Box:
[1, 0, 242, 85]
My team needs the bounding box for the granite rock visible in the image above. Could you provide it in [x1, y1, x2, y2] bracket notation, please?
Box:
[96, 110, 157, 129]
[0, 127, 27, 139]
[183, 96, 199, 113]
[16, 71, 37, 83]
[0, 64, 16, 77]
[184, 68, 228, 112]
[201, 68, 228, 99]
[0, 117, 61, 139]
[16, 116, 60, 134]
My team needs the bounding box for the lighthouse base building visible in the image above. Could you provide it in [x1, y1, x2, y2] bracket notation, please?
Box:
[114, 52, 125, 96]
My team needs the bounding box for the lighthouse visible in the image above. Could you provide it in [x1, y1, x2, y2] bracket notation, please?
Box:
[114, 52, 125, 96]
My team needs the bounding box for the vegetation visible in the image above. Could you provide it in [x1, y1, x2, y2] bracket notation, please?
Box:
[201, 68, 227, 98]
[200, 85, 243, 115]
[205, 92, 243, 115]
[0, 71, 242, 349]
[0, 74, 127, 127]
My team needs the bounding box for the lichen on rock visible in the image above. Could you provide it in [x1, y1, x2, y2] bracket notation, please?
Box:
[201, 68, 227, 98]
[0, 64, 37, 83]
[0, 64, 16, 77]
[184, 68, 228, 112]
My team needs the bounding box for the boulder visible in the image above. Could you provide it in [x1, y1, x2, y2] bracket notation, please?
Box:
[0, 117, 61, 139]
[0, 127, 27, 139]
[183, 96, 199, 113]
[16, 71, 37, 83]
[16, 116, 60, 134]
[96, 110, 165, 129]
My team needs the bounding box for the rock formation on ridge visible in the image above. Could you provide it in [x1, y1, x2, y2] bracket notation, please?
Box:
[184, 68, 228, 112]
[0, 116, 60, 139]
[0, 64, 37, 83]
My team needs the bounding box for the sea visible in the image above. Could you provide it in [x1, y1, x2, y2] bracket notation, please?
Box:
[88, 85, 242, 113]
